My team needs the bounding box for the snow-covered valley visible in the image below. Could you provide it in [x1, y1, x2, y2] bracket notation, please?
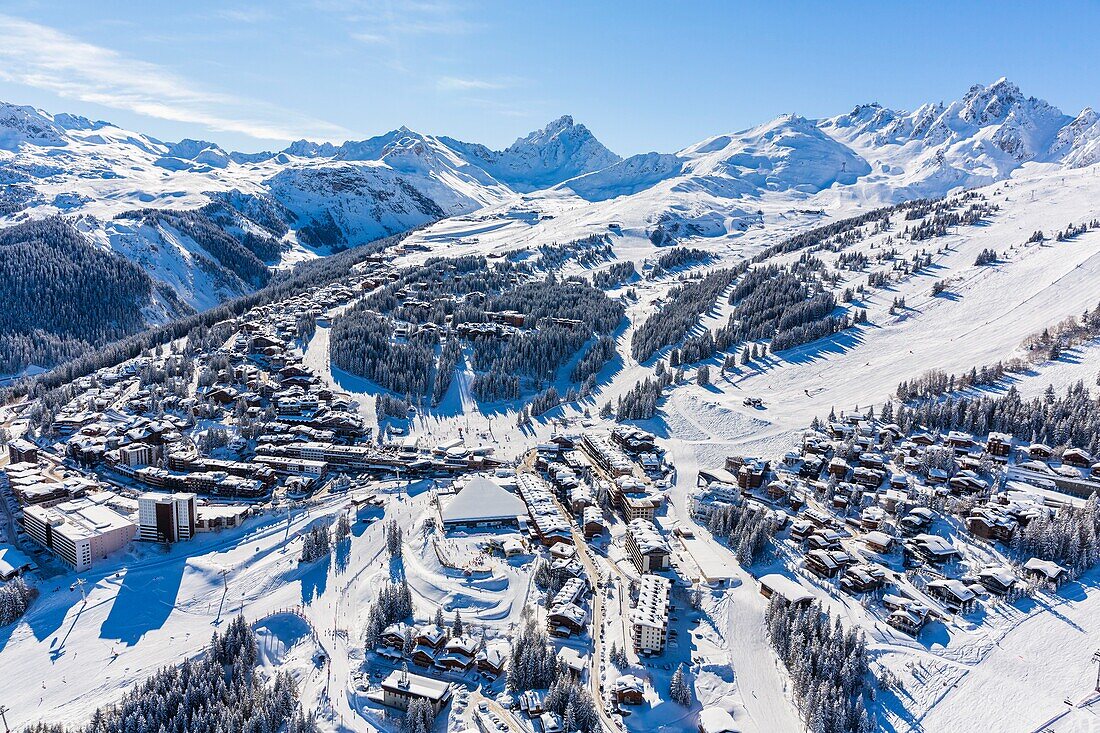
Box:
[4, 75, 1100, 733]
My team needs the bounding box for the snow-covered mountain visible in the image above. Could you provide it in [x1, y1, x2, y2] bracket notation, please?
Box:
[1, 78, 1099, 329]
[0, 106, 624, 315]
[442, 115, 621, 192]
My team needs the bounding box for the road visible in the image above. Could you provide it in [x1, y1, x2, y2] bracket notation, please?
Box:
[548, 488, 620, 733]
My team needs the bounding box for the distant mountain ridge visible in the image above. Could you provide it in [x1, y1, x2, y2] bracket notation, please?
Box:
[1, 77, 1099, 376]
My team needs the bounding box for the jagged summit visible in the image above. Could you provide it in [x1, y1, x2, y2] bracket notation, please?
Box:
[1, 80, 1099, 316]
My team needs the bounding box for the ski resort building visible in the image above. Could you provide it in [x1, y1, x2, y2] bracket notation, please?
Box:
[379, 668, 452, 713]
[7, 437, 38, 464]
[609, 478, 663, 521]
[630, 574, 671, 654]
[137, 492, 196, 543]
[625, 518, 671, 573]
[439, 476, 526, 529]
[580, 433, 635, 477]
[23, 498, 136, 572]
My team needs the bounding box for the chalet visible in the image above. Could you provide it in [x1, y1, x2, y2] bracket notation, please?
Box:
[966, 508, 1017, 542]
[908, 534, 960, 564]
[946, 431, 973, 454]
[556, 647, 589, 680]
[611, 427, 657, 453]
[805, 549, 847, 578]
[1022, 558, 1068, 586]
[911, 432, 936, 446]
[519, 691, 545, 716]
[885, 599, 928, 635]
[986, 432, 1012, 459]
[888, 473, 909, 491]
[1000, 499, 1051, 527]
[852, 466, 884, 488]
[859, 452, 886, 470]
[906, 507, 935, 527]
[828, 422, 853, 439]
[799, 456, 823, 478]
[539, 712, 564, 733]
[790, 519, 815, 542]
[840, 563, 887, 593]
[611, 675, 645, 705]
[582, 506, 605, 538]
[804, 508, 833, 529]
[948, 472, 987, 495]
[926, 578, 976, 609]
[878, 423, 904, 440]
[880, 489, 908, 514]
[807, 530, 842, 551]
[802, 435, 830, 455]
[547, 603, 587, 637]
[476, 642, 508, 677]
[927, 468, 949, 486]
[977, 567, 1017, 595]
[767, 480, 790, 502]
[863, 530, 895, 554]
[381, 622, 411, 649]
[1027, 443, 1053, 460]
[411, 645, 437, 667]
[1062, 447, 1093, 468]
[861, 506, 887, 531]
[415, 624, 448, 650]
[436, 635, 477, 671]
[827, 457, 849, 479]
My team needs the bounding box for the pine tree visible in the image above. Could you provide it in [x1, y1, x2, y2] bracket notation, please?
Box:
[334, 511, 351, 543]
[452, 610, 464, 637]
[669, 663, 691, 706]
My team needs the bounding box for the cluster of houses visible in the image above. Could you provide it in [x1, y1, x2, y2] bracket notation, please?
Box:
[699, 413, 1081, 637]
[376, 622, 510, 678]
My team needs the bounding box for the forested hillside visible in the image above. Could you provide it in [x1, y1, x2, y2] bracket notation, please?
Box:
[0, 217, 155, 374]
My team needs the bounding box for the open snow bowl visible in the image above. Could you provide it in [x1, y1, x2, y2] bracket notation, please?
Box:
[254, 613, 314, 667]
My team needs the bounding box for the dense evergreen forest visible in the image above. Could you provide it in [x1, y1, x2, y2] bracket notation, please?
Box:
[330, 251, 623, 404]
[0, 217, 154, 375]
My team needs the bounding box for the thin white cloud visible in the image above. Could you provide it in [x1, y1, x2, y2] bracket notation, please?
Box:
[436, 76, 505, 92]
[0, 14, 348, 143]
[215, 7, 274, 24]
[326, 0, 480, 41]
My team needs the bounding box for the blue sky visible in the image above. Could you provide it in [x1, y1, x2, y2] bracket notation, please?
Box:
[0, 1, 1097, 154]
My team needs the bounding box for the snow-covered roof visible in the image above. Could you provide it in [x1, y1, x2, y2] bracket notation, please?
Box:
[1023, 557, 1066, 579]
[381, 669, 451, 701]
[698, 706, 738, 733]
[627, 518, 670, 555]
[0, 544, 35, 578]
[440, 476, 525, 524]
[759, 574, 813, 604]
[613, 674, 644, 693]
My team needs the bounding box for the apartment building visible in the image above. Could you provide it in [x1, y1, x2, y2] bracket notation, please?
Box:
[631, 574, 671, 655]
[625, 518, 671, 573]
[23, 498, 136, 572]
[137, 492, 196, 543]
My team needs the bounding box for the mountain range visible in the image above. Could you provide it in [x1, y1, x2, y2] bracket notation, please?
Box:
[1, 77, 1099, 375]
